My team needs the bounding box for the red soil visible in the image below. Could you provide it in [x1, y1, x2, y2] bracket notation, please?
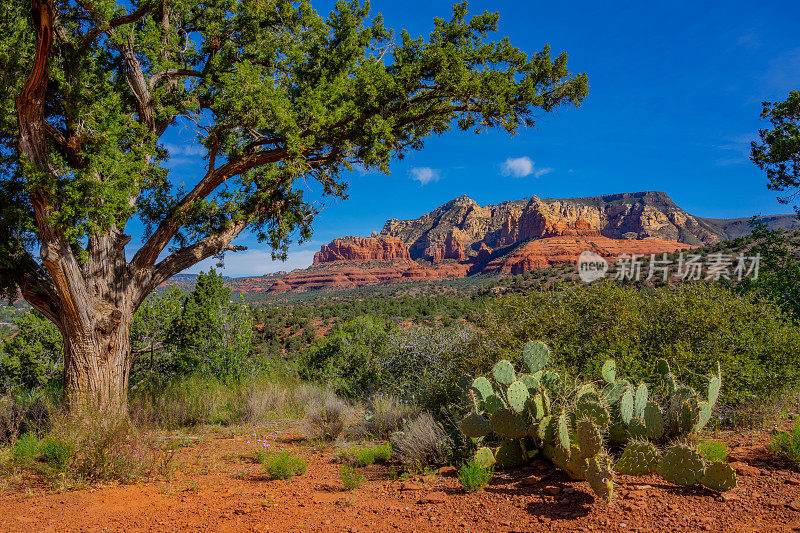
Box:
[3, 424, 800, 532]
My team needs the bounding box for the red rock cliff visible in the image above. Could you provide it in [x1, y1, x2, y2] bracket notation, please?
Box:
[313, 236, 412, 264]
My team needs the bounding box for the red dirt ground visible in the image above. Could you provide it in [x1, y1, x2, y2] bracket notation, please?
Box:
[2, 425, 800, 532]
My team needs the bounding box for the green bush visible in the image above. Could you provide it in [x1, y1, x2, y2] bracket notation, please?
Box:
[298, 316, 393, 398]
[697, 440, 729, 463]
[340, 464, 365, 490]
[355, 447, 376, 467]
[770, 420, 800, 467]
[11, 432, 39, 464]
[38, 436, 73, 470]
[263, 450, 308, 480]
[482, 282, 800, 407]
[374, 443, 392, 463]
[458, 460, 493, 492]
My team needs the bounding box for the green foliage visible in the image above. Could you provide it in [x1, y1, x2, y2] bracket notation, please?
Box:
[751, 90, 800, 207]
[742, 222, 800, 321]
[0, 312, 62, 392]
[483, 283, 800, 407]
[167, 269, 253, 377]
[38, 436, 73, 470]
[374, 443, 392, 463]
[262, 450, 308, 480]
[458, 460, 493, 492]
[340, 464, 365, 491]
[355, 447, 376, 467]
[769, 419, 800, 468]
[697, 439, 729, 463]
[299, 316, 392, 397]
[11, 432, 39, 464]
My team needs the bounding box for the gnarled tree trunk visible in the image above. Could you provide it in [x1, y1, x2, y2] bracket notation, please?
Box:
[60, 311, 133, 415]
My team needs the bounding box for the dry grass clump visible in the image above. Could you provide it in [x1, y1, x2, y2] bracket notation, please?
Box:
[390, 412, 453, 467]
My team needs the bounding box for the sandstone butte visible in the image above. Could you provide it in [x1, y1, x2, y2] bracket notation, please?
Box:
[251, 190, 798, 294]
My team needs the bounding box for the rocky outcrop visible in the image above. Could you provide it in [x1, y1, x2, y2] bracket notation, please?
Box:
[313, 236, 411, 264]
[379, 191, 789, 258]
[482, 236, 697, 274]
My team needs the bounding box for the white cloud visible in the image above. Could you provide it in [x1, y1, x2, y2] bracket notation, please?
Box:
[185, 249, 318, 277]
[163, 142, 206, 157]
[737, 30, 761, 50]
[409, 167, 441, 185]
[501, 156, 553, 178]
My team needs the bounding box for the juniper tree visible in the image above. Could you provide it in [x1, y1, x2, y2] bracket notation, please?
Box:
[0, 0, 588, 413]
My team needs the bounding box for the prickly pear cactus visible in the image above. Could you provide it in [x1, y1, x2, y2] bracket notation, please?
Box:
[615, 440, 660, 476]
[656, 445, 705, 486]
[459, 341, 734, 501]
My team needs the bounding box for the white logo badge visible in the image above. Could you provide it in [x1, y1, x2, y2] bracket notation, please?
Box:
[577, 251, 609, 283]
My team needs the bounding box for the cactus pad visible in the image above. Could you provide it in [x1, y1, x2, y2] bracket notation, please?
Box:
[556, 411, 571, 452]
[585, 456, 614, 501]
[492, 360, 516, 386]
[519, 373, 541, 391]
[655, 358, 670, 377]
[484, 394, 506, 414]
[634, 383, 648, 419]
[461, 412, 492, 438]
[657, 445, 705, 486]
[538, 415, 554, 443]
[701, 461, 737, 492]
[495, 440, 526, 469]
[608, 422, 629, 444]
[541, 371, 562, 394]
[507, 380, 530, 413]
[601, 359, 617, 383]
[474, 446, 496, 468]
[604, 379, 631, 404]
[575, 400, 611, 428]
[679, 399, 700, 434]
[628, 417, 647, 439]
[471, 377, 493, 401]
[530, 393, 547, 420]
[643, 401, 665, 440]
[491, 409, 529, 439]
[694, 400, 713, 433]
[576, 419, 603, 458]
[615, 440, 660, 476]
[620, 387, 634, 424]
[708, 375, 721, 406]
[522, 341, 550, 373]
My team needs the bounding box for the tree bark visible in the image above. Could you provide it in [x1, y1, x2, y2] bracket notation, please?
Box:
[61, 311, 133, 415]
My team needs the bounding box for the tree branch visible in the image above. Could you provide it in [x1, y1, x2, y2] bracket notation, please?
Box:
[148, 68, 204, 90]
[79, 1, 157, 50]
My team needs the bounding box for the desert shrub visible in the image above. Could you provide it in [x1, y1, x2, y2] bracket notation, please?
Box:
[355, 447, 376, 467]
[263, 450, 308, 479]
[376, 324, 493, 413]
[458, 461, 493, 492]
[350, 394, 413, 440]
[130, 374, 324, 429]
[340, 464, 364, 490]
[38, 436, 73, 470]
[298, 316, 393, 398]
[770, 420, 800, 467]
[69, 417, 153, 483]
[374, 442, 392, 463]
[391, 413, 453, 467]
[304, 391, 350, 441]
[483, 282, 800, 408]
[697, 440, 729, 463]
[11, 432, 39, 464]
[0, 389, 56, 444]
[0, 312, 63, 392]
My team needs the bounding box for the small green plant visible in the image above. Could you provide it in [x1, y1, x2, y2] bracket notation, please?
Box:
[263, 450, 308, 479]
[458, 461, 493, 493]
[340, 464, 365, 490]
[770, 419, 800, 467]
[11, 433, 40, 465]
[38, 437, 74, 470]
[374, 443, 392, 463]
[697, 439, 729, 463]
[355, 447, 376, 467]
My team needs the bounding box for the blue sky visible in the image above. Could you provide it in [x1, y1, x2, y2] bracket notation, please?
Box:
[156, 0, 800, 277]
